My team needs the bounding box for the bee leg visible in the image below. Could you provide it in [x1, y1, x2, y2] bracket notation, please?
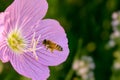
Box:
[45, 45, 49, 50]
[46, 47, 49, 50]
[50, 49, 54, 53]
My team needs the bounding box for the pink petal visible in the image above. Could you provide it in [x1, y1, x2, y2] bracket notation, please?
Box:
[0, 12, 5, 39]
[29, 19, 69, 66]
[5, 0, 48, 30]
[0, 46, 10, 63]
[0, 13, 9, 62]
[0, 12, 5, 25]
[9, 53, 50, 80]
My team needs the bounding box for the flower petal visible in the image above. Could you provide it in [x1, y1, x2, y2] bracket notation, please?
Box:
[0, 12, 5, 39]
[5, 0, 48, 30]
[0, 12, 5, 25]
[27, 19, 69, 66]
[9, 53, 50, 80]
[0, 13, 10, 62]
[0, 46, 10, 63]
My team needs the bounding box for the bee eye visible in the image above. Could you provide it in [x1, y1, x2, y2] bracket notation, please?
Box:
[43, 39, 46, 44]
[44, 39, 46, 42]
[45, 39, 47, 41]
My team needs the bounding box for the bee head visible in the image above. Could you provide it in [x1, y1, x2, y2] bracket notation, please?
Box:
[43, 39, 47, 44]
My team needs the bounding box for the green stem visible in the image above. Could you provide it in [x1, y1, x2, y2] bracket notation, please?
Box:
[65, 39, 83, 80]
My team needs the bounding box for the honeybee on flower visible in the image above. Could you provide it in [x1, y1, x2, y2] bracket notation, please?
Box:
[43, 39, 63, 53]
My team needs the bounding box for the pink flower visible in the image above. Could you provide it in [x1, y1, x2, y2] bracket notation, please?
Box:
[0, 0, 69, 80]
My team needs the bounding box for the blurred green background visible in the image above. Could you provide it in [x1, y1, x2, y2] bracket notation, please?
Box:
[0, 0, 120, 80]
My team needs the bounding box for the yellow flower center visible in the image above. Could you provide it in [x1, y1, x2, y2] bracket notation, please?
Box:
[6, 28, 42, 60]
[7, 29, 26, 53]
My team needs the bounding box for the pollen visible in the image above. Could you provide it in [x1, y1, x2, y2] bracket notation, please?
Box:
[7, 29, 26, 53]
[7, 29, 42, 60]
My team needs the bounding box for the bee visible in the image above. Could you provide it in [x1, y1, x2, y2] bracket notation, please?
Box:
[42, 39, 63, 53]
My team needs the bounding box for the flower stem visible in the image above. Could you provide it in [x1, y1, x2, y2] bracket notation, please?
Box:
[65, 39, 83, 80]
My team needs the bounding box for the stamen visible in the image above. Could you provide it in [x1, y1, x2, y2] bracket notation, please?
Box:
[31, 32, 36, 46]
[26, 32, 42, 60]
[7, 28, 42, 60]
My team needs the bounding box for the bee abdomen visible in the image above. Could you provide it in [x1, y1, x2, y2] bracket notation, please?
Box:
[56, 45, 63, 51]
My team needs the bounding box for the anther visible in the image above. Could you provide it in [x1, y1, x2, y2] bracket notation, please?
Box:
[28, 32, 42, 60]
